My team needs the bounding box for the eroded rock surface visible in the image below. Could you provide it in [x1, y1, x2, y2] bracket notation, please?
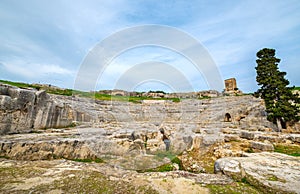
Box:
[1, 84, 300, 193]
[214, 152, 300, 194]
[1, 82, 284, 135]
[0, 84, 91, 134]
[0, 158, 234, 194]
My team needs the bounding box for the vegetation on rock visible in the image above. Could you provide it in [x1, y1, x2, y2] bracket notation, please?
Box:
[207, 181, 262, 194]
[274, 144, 300, 157]
[0, 79, 180, 103]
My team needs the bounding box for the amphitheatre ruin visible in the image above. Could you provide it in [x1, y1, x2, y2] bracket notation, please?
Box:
[0, 79, 299, 193]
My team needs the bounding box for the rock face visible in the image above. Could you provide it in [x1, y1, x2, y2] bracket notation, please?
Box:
[0, 84, 91, 134]
[0, 140, 96, 160]
[0, 82, 285, 135]
[1, 83, 300, 194]
[214, 152, 300, 194]
[250, 141, 274, 151]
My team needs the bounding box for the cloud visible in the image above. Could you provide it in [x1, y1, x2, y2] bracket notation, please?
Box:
[1, 61, 74, 78]
[181, 0, 300, 92]
[1, 0, 299, 92]
[97, 48, 210, 91]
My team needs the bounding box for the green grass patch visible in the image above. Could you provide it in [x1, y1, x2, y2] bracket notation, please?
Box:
[185, 148, 216, 173]
[137, 163, 174, 173]
[266, 174, 286, 183]
[267, 175, 278, 181]
[0, 80, 40, 89]
[241, 177, 250, 184]
[1, 80, 182, 102]
[171, 157, 184, 170]
[207, 182, 261, 194]
[199, 96, 211, 100]
[0, 155, 10, 159]
[154, 151, 177, 160]
[136, 151, 183, 173]
[71, 158, 104, 163]
[293, 86, 300, 91]
[0, 166, 158, 194]
[274, 144, 300, 157]
[246, 147, 255, 153]
[0, 80, 73, 96]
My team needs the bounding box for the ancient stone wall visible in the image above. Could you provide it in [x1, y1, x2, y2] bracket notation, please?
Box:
[225, 78, 237, 91]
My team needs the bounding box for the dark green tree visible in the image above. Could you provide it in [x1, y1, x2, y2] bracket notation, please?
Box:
[255, 48, 299, 131]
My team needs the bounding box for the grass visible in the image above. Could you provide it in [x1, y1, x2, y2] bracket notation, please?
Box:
[171, 157, 184, 170]
[274, 144, 300, 157]
[267, 175, 278, 181]
[185, 148, 216, 173]
[0, 156, 10, 159]
[0, 79, 40, 89]
[154, 151, 177, 160]
[71, 158, 104, 163]
[207, 177, 264, 194]
[0, 79, 74, 96]
[0, 166, 158, 194]
[140, 163, 174, 172]
[43, 170, 158, 194]
[198, 96, 211, 100]
[246, 147, 255, 153]
[207, 182, 262, 194]
[0, 79, 181, 103]
[136, 151, 183, 173]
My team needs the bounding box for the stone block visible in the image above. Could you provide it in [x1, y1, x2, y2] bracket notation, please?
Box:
[240, 131, 255, 140]
[224, 134, 240, 142]
[289, 134, 300, 143]
[250, 141, 274, 151]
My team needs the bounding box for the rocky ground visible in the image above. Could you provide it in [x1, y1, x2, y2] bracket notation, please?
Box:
[0, 158, 232, 194]
[1, 84, 300, 193]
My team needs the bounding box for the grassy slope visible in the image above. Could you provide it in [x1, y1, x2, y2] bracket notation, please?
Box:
[0, 80, 180, 103]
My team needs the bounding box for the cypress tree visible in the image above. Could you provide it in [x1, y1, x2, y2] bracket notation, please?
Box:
[255, 48, 299, 131]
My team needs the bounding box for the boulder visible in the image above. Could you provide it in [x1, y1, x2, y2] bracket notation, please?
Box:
[250, 141, 274, 151]
[214, 152, 300, 194]
[289, 134, 300, 143]
[224, 134, 240, 142]
[257, 135, 284, 143]
[240, 131, 255, 140]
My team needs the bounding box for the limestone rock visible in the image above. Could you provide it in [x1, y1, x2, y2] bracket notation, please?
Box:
[0, 83, 92, 134]
[240, 131, 255, 140]
[224, 134, 240, 142]
[214, 152, 300, 194]
[214, 159, 242, 178]
[289, 134, 300, 143]
[250, 141, 274, 151]
[0, 140, 97, 160]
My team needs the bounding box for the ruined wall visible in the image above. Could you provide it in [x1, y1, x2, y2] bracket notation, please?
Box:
[224, 78, 237, 91]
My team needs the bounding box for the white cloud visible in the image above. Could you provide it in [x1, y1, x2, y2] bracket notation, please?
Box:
[1, 61, 74, 78]
[1, 0, 299, 92]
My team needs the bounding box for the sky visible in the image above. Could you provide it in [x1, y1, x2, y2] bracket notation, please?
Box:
[0, 0, 300, 93]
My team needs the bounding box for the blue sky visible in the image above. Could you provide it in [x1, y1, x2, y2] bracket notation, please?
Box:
[0, 0, 299, 93]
